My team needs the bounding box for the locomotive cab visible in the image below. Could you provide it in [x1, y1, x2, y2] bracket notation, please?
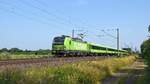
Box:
[53, 36, 65, 46]
[52, 35, 68, 55]
[52, 36, 65, 47]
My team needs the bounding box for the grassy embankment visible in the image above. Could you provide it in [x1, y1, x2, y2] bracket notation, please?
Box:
[0, 56, 136, 84]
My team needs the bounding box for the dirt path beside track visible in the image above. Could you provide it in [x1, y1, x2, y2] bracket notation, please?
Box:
[102, 59, 147, 84]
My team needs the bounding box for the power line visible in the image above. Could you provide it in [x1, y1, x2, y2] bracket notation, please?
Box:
[32, 0, 72, 22]
[33, 0, 107, 34]
[30, 0, 97, 31]
[101, 30, 117, 39]
[0, 1, 72, 30]
[32, 0, 78, 28]
[0, 4, 54, 26]
[18, 0, 73, 26]
[31, 0, 77, 32]
[22, 0, 113, 37]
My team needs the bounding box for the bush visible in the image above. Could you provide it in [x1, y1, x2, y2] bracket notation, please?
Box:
[0, 52, 11, 60]
[141, 39, 150, 83]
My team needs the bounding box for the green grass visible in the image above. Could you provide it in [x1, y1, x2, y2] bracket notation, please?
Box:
[0, 56, 136, 84]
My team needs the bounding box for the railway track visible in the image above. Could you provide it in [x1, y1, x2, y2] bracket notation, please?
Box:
[0, 56, 112, 67]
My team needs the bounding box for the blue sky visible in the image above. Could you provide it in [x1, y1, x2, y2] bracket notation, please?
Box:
[0, 0, 149, 50]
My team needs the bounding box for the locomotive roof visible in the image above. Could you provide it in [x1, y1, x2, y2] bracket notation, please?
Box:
[90, 43, 112, 48]
[60, 35, 87, 43]
[91, 43, 127, 51]
[89, 43, 121, 50]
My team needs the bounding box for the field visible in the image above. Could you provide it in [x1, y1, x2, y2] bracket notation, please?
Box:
[0, 53, 51, 60]
[0, 56, 136, 84]
[0, 49, 52, 60]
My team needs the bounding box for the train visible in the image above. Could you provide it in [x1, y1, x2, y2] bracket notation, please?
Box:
[52, 35, 128, 56]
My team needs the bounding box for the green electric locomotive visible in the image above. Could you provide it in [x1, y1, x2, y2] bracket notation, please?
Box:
[52, 35, 128, 56]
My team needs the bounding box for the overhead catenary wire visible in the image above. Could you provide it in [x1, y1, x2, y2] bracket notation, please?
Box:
[33, 0, 96, 31]
[0, 0, 127, 49]
[18, 0, 73, 26]
[32, 0, 104, 34]
[0, 0, 92, 37]
[0, 4, 53, 26]
[0, 1, 73, 30]
[101, 30, 117, 39]
[32, 0, 72, 23]
[31, 0, 77, 30]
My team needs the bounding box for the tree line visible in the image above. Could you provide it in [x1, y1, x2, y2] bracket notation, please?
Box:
[0, 48, 51, 55]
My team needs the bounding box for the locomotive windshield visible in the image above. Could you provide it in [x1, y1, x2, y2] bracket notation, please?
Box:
[53, 36, 65, 45]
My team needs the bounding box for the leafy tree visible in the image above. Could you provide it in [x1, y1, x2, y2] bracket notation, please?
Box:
[141, 39, 150, 60]
[9, 48, 22, 53]
[141, 38, 150, 83]
[1, 48, 9, 52]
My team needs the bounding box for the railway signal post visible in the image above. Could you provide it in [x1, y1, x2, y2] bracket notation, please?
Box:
[148, 25, 150, 33]
[72, 29, 75, 38]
